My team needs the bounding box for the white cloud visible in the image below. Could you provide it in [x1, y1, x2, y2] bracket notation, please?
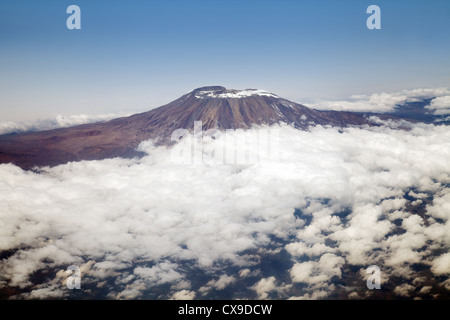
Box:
[290, 253, 345, 285]
[431, 253, 450, 276]
[419, 286, 432, 294]
[199, 275, 236, 294]
[239, 269, 251, 278]
[348, 292, 360, 299]
[288, 290, 329, 300]
[426, 189, 450, 221]
[134, 262, 184, 286]
[393, 284, 415, 297]
[171, 290, 196, 300]
[21, 285, 67, 300]
[426, 96, 450, 115]
[285, 242, 336, 257]
[251, 277, 277, 300]
[311, 88, 450, 112]
[0, 113, 131, 135]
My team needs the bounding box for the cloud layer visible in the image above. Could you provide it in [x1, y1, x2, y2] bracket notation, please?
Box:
[0, 120, 449, 300]
[0, 113, 131, 135]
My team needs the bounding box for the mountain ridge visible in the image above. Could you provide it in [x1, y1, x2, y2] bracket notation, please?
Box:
[0, 86, 386, 169]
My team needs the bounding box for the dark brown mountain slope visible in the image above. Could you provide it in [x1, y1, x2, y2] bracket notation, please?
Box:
[0, 86, 374, 169]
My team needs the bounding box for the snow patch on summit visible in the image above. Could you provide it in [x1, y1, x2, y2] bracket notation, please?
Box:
[195, 89, 278, 99]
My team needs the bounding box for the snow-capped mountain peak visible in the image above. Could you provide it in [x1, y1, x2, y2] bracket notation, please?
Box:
[0, 86, 375, 169]
[193, 86, 278, 99]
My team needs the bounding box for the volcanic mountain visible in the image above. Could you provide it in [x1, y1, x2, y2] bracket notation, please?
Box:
[0, 86, 376, 169]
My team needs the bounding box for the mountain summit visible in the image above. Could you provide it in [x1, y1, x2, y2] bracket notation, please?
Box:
[0, 86, 373, 169]
[139, 86, 370, 132]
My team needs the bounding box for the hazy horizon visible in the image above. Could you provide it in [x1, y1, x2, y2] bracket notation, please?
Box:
[1, 0, 450, 122]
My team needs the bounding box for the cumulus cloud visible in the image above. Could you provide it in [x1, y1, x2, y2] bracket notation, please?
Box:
[290, 254, 345, 285]
[393, 284, 415, 297]
[250, 276, 291, 300]
[251, 277, 277, 300]
[311, 88, 450, 112]
[426, 96, 450, 115]
[199, 275, 236, 295]
[419, 286, 432, 295]
[0, 119, 449, 299]
[171, 290, 196, 300]
[431, 253, 450, 276]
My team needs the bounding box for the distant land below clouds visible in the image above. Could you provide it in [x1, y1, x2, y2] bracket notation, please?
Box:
[1, 87, 449, 136]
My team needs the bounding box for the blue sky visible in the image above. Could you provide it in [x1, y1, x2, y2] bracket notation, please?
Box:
[1, 0, 450, 121]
